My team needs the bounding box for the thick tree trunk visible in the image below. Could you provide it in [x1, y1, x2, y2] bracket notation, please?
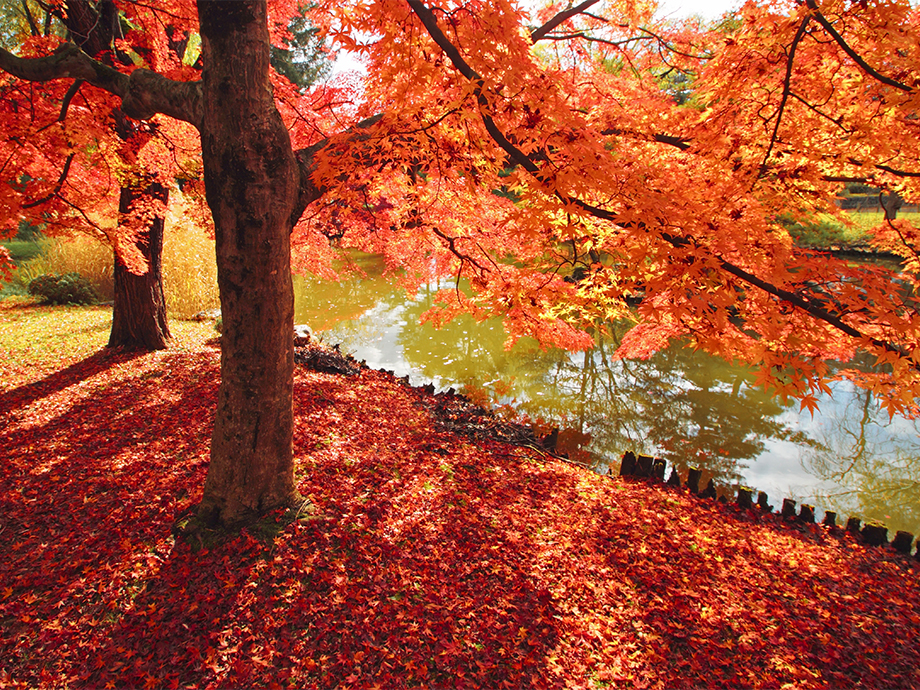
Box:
[108, 184, 171, 350]
[195, 0, 302, 527]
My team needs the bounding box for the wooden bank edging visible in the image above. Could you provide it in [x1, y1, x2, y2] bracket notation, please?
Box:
[616, 450, 919, 561]
[294, 332, 917, 563]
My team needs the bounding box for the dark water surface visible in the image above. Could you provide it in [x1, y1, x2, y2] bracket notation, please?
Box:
[294, 257, 920, 537]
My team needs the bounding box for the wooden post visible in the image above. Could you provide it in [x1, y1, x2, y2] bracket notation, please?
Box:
[619, 451, 637, 477]
[822, 511, 837, 527]
[635, 455, 654, 478]
[781, 498, 796, 518]
[666, 468, 681, 487]
[701, 479, 717, 500]
[687, 467, 702, 494]
[799, 504, 815, 523]
[891, 531, 914, 554]
[861, 522, 888, 547]
[737, 486, 754, 510]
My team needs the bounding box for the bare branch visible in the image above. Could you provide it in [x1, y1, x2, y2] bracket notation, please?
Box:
[601, 127, 692, 151]
[530, 0, 605, 43]
[57, 79, 83, 122]
[759, 15, 811, 176]
[875, 163, 920, 179]
[20, 0, 40, 37]
[538, 31, 654, 50]
[790, 91, 851, 133]
[805, 0, 914, 93]
[22, 153, 75, 208]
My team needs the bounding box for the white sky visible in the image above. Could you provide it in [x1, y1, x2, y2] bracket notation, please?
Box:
[330, 0, 745, 75]
[657, 0, 745, 19]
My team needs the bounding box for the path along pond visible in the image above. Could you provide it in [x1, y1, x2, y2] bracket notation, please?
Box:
[293, 254, 920, 537]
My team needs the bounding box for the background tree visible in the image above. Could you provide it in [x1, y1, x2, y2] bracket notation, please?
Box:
[0, 0, 918, 529]
[270, 2, 331, 91]
[0, 0, 202, 348]
[0, 0, 329, 350]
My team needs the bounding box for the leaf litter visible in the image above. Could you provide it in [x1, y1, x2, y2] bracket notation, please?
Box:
[1, 303, 919, 689]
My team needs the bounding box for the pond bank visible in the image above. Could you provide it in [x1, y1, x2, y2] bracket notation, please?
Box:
[293, 262, 920, 539]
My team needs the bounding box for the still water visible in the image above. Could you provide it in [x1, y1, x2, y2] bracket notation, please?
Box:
[294, 256, 920, 537]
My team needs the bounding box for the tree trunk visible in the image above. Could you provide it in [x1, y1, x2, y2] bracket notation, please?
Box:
[108, 184, 171, 350]
[55, 1, 173, 352]
[195, 0, 302, 527]
[882, 192, 902, 221]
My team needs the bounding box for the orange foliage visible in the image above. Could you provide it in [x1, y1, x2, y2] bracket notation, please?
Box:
[300, 0, 920, 413]
[2, 0, 920, 411]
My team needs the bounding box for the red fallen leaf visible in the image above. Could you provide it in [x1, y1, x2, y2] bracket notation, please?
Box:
[1, 312, 919, 690]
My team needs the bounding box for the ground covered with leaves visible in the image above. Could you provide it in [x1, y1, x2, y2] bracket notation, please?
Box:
[1, 301, 919, 689]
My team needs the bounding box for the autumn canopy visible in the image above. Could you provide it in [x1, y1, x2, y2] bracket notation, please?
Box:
[0, 0, 918, 526]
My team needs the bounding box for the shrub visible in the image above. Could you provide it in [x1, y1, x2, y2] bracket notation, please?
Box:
[18, 237, 114, 300]
[11, 193, 218, 315]
[28, 272, 99, 305]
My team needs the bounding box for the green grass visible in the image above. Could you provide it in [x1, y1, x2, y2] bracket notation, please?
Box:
[2, 239, 44, 264]
[848, 209, 920, 232]
[786, 210, 920, 249]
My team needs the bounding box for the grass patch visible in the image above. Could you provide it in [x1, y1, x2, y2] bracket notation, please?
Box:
[785, 210, 920, 249]
[849, 209, 920, 232]
[0, 302, 112, 372]
[0, 301, 216, 388]
[2, 240, 45, 264]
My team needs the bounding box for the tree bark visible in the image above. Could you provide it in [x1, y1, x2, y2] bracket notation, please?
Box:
[108, 184, 171, 350]
[195, 0, 302, 527]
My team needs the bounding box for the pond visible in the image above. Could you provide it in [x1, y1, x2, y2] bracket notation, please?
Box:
[294, 254, 920, 538]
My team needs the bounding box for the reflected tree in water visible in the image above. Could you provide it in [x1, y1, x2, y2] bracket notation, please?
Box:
[802, 383, 920, 536]
[398, 293, 802, 493]
[294, 259, 916, 530]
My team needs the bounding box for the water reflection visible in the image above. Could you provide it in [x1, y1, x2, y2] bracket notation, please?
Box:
[294, 257, 919, 537]
[800, 384, 920, 536]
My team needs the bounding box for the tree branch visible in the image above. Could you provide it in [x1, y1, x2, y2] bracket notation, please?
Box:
[530, 0, 605, 43]
[759, 15, 811, 176]
[22, 153, 74, 208]
[20, 0, 40, 37]
[292, 113, 385, 223]
[0, 42, 203, 128]
[805, 0, 914, 93]
[407, 0, 913, 362]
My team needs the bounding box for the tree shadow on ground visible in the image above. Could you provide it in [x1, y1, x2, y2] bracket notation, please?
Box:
[0, 348, 218, 687]
[0, 347, 147, 417]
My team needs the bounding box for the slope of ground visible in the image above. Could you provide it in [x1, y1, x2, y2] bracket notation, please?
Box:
[1, 301, 918, 689]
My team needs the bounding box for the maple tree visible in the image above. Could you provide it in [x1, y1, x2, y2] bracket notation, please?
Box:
[0, 0, 207, 349]
[1, 0, 919, 527]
